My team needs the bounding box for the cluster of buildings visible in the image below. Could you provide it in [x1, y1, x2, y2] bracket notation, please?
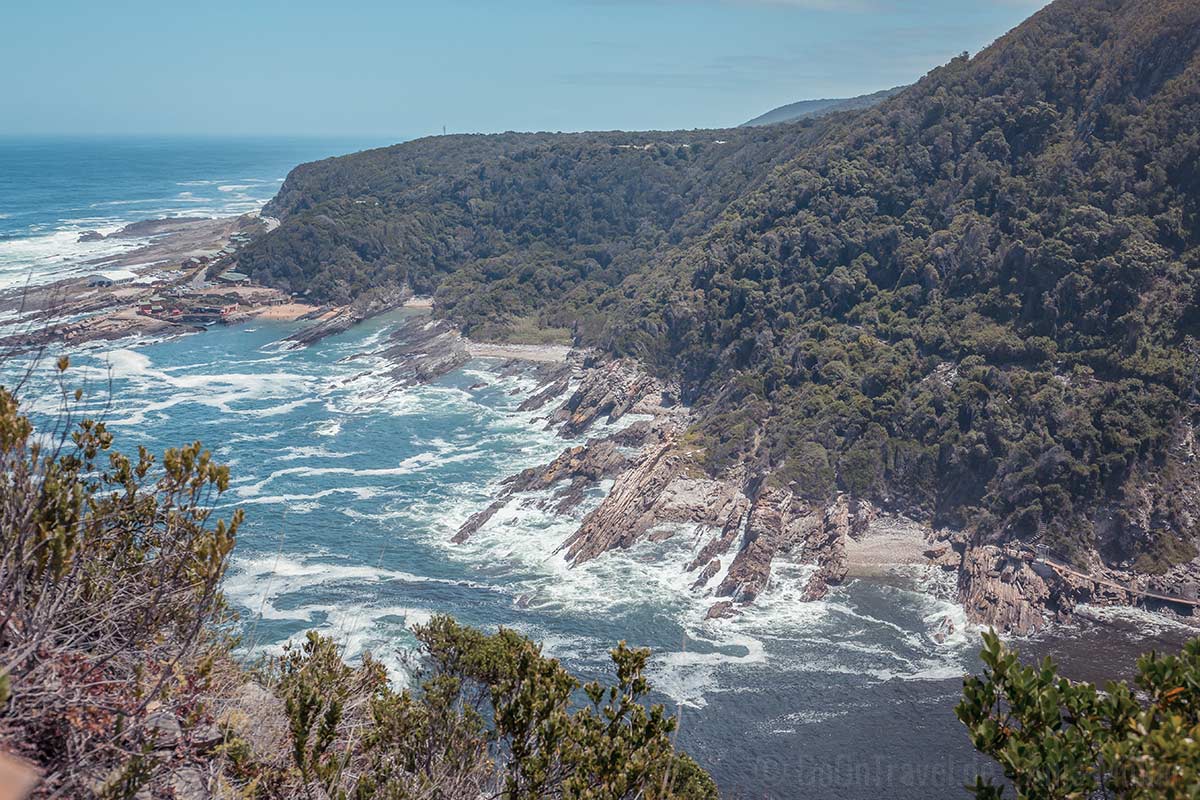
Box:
[87, 264, 284, 327]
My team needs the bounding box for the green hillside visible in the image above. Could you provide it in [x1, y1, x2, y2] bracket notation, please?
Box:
[238, 0, 1200, 566]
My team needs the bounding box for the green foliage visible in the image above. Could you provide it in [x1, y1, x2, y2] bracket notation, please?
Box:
[268, 617, 716, 800]
[0, 366, 242, 797]
[957, 630, 1200, 798]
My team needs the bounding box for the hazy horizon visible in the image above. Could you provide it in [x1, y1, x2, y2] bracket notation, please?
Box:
[3, 0, 1049, 139]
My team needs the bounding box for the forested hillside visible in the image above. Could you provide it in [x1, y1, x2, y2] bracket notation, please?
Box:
[239, 0, 1200, 567]
[239, 126, 828, 339]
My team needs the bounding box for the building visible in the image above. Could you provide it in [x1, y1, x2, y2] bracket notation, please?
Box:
[217, 271, 251, 285]
[87, 269, 137, 288]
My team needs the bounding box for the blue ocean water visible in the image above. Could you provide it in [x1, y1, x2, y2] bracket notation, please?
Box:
[3, 137, 1190, 799]
[0, 136, 384, 288]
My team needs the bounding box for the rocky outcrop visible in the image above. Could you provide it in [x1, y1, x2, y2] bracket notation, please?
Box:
[708, 493, 872, 615]
[286, 284, 410, 348]
[714, 489, 793, 605]
[454, 439, 629, 543]
[518, 375, 570, 412]
[450, 346, 1200, 633]
[559, 438, 686, 562]
[549, 358, 678, 437]
[957, 546, 1067, 635]
[373, 315, 471, 388]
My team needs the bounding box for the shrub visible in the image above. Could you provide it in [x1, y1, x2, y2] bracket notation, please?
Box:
[957, 631, 1200, 798]
[0, 359, 242, 797]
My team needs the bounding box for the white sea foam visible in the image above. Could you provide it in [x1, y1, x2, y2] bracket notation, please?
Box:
[0, 227, 146, 290]
[276, 445, 359, 462]
[1075, 603, 1200, 637]
[94, 348, 317, 425]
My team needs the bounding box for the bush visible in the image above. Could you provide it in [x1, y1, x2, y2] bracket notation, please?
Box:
[0, 359, 242, 797]
[255, 617, 717, 800]
[957, 631, 1200, 798]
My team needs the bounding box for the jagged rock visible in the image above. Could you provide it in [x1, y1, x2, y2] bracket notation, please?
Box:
[716, 488, 791, 603]
[714, 493, 869, 607]
[376, 316, 470, 387]
[688, 505, 748, 574]
[706, 600, 737, 619]
[930, 615, 957, 644]
[454, 439, 629, 543]
[560, 440, 683, 562]
[796, 498, 859, 600]
[924, 544, 961, 571]
[287, 284, 410, 348]
[692, 558, 722, 590]
[958, 546, 1067, 635]
[191, 723, 225, 752]
[169, 767, 210, 800]
[78, 230, 105, 242]
[518, 376, 569, 412]
[146, 711, 183, 749]
[549, 359, 676, 438]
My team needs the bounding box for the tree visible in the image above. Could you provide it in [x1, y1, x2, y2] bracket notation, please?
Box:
[0, 358, 242, 797]
[271, 616, 718, 800]
[957, 630, 1200, 798]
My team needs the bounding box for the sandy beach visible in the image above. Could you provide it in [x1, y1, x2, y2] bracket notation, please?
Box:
[843, 515, 933, 577]
[252, 302, 320, 321]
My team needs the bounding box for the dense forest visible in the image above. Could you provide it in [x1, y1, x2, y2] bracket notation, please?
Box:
[241, 126, 827, 340]
[236, 0, 1200, 568]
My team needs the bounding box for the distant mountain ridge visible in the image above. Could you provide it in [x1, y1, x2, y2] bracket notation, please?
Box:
[740, 85, 906, 126]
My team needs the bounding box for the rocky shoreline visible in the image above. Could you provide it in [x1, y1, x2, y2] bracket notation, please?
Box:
[0, 214, 321, 355]
[341, 311, 1199, 637]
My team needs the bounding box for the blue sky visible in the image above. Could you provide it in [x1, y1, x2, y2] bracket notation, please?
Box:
[2, 0, 1049, 138]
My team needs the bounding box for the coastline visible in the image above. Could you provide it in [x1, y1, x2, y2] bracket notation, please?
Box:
[0, 213, 317, 352]
[13, 214, 1198, 642]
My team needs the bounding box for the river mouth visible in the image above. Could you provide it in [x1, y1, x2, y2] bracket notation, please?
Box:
[8, 311, 1195, 799]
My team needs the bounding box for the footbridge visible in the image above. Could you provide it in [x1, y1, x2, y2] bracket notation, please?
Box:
[1007, 544, 1200, 617]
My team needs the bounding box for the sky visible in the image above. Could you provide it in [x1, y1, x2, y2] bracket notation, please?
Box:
[1, 0, 1050, 138]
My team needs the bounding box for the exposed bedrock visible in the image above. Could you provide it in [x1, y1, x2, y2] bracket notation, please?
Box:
[375, 316, 471, 388]
[558, 446, 750, 563]
[450, 351, 1195, 633]
[286, 284, 411, 348]
[706, 493, 874, 617]
[956, 546, 1076, 635]
[453, 438, 630, 544]
[549, 357, 679, 437]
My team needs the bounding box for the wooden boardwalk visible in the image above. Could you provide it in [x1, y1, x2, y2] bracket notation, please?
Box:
[1019, 546, 1200, 613]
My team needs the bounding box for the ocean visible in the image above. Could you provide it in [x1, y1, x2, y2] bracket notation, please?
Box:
[2, 137, 1194, 799]
[0, 136, 382, 289]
